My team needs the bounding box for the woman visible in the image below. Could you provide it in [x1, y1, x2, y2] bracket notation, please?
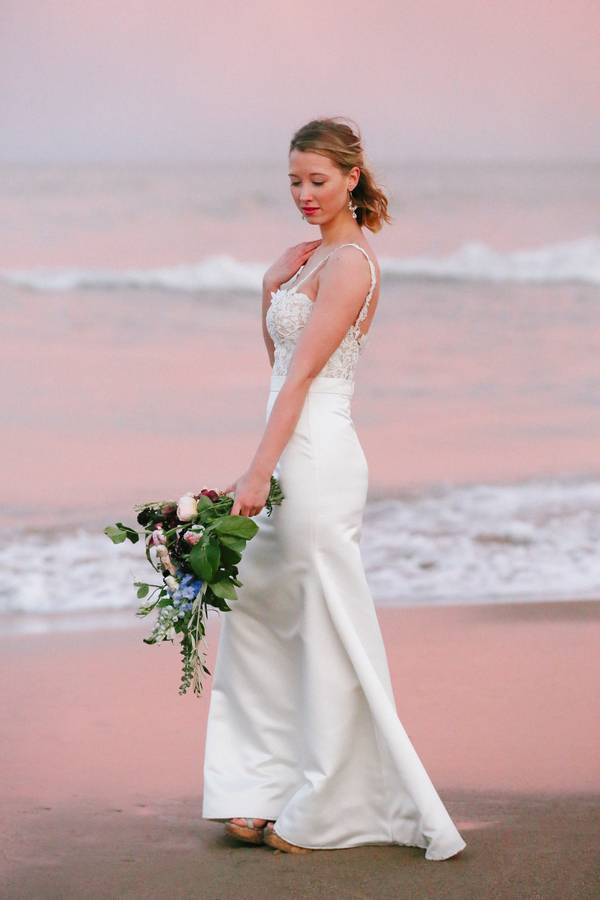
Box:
[202, 117, 467, 860]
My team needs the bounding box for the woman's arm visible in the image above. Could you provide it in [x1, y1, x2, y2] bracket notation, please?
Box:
[227, 246, 371, 516]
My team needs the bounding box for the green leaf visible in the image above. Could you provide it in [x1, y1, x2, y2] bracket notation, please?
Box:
[219, 545, 242, 566]
[210, 577, 238, 601]
[194, 495, 214, 522]
[189, 535, 220, 582]
[116, 522, 140, 543]
[205, 586, 232, 612]
[212, 515, 259, 540]
[136, 583, 150, 599]
[104, 524, 127, 544]
[217, 534, 247, 553]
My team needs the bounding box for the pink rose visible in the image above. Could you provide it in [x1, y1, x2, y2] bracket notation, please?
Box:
[150, 526, 167, 546]
[183, 530, 203, 545]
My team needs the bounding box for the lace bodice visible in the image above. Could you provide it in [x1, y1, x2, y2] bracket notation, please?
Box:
[266, 242, 377, 382]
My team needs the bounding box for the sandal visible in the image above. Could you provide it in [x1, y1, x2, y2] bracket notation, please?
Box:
[224, 817, 272, 845]
[263, 821, 313, 854]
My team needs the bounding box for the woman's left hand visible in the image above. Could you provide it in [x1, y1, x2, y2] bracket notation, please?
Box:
[222, 469, 271, 517]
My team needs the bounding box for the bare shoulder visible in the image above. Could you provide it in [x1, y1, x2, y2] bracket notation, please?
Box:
[326, 242, 380, 294]
[330, 242, 374, 269]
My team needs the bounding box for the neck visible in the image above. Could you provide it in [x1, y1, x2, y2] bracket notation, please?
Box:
[318, 211, 362, 248]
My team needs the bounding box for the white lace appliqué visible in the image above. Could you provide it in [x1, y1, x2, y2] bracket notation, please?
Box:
[265, 243, 376, 383]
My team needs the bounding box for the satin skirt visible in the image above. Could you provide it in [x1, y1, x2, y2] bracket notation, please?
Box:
[202, 373, 467, 860]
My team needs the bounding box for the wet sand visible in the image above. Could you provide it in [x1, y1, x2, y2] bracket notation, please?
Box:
[1, 600, 599, 899]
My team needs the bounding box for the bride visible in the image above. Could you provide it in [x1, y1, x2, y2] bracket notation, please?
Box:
[202, 116, 467, 860]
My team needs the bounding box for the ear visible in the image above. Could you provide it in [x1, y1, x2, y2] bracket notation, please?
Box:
[348, 165, 360, 191]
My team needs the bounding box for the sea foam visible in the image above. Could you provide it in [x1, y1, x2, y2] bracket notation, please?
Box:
[2, 475, 599, 633]
[2, 236, 599, 293]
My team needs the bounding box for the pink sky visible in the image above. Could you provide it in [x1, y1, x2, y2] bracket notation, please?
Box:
[1, 0, 599, 163]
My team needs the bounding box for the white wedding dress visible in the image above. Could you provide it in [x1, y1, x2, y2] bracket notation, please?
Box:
[202, 242, 467, 860]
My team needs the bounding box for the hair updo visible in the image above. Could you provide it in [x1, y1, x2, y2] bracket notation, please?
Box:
[289, 116, 392, 233]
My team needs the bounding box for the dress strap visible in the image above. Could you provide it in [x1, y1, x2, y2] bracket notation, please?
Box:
[291, 247, 338, 292]
[291, 241, 377, 324]
[336, 242, 377, 327]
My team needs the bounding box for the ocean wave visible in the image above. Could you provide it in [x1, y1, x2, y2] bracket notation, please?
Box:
[2, 236, 600, 293]
[385, 235, 600, 285]
[1, 476, 599, 632]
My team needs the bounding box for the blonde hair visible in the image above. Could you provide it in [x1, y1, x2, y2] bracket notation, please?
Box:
[289, 116, 392, 233]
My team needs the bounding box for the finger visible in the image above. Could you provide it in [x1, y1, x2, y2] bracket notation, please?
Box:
[230, 499, 240, 516]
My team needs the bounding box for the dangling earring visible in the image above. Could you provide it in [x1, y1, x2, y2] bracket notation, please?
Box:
[348, 190, 357, 220]
[301, 211, 306, 221]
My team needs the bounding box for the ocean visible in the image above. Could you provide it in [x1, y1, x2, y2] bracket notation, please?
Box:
[1, 160, 600, 633]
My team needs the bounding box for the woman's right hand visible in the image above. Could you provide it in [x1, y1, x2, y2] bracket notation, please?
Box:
[263, 239, 323, 291]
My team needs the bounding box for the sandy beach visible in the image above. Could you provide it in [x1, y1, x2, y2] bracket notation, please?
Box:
[1, 599, 599, 899]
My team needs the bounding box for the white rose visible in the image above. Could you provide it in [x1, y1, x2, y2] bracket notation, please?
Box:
[177, 492, 198, 522]
[165, 575, 179, 594]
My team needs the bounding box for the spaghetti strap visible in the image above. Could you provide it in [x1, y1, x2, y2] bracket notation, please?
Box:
[291, 241, 377, 326]
[337, 243, 377, 328]
[291, 248, 337, 292]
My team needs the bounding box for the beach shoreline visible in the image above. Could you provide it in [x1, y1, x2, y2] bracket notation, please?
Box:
[2, 598, 599, 898]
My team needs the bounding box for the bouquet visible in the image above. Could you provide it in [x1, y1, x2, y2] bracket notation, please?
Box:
[104, 477, 284, 696]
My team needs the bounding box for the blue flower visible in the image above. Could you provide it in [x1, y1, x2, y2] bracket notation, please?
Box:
[173, 573, 203, 603]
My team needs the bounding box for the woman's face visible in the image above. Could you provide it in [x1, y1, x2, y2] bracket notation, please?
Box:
[288, 149, 358, 224]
